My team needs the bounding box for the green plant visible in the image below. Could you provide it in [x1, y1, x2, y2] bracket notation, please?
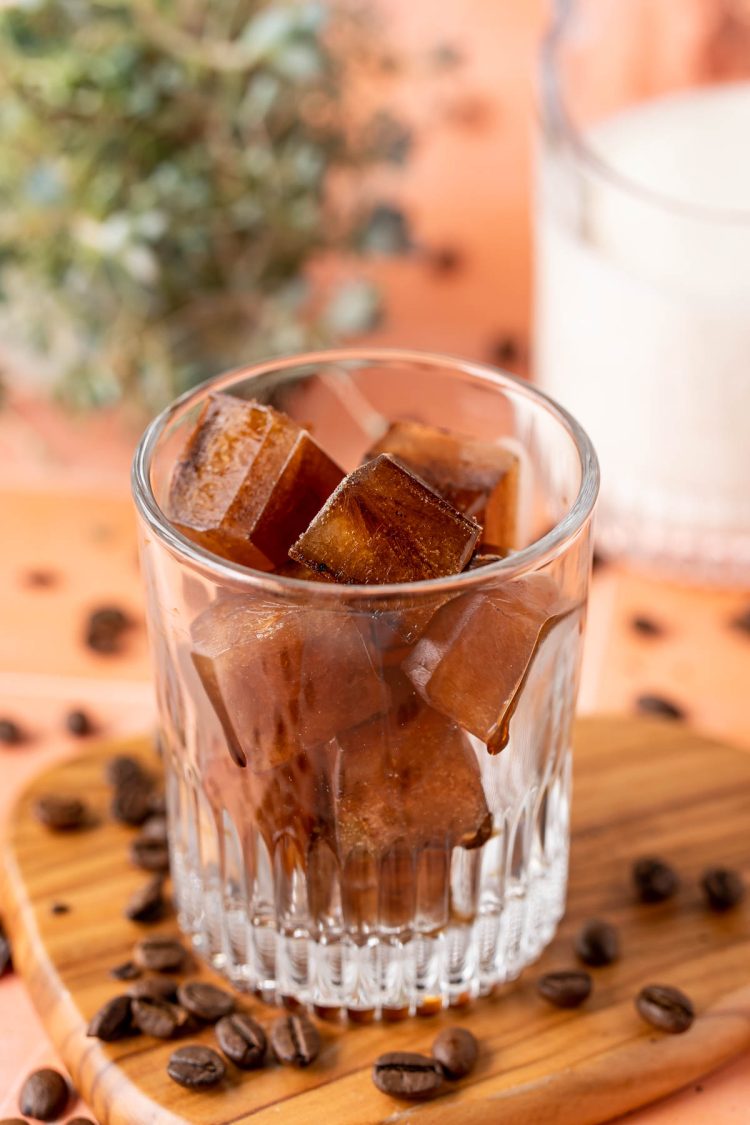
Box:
[0, 0, 414, 411]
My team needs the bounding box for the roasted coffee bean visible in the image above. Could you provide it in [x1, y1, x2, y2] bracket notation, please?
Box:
[631, 615, 664, 638]
[635, 694, 685, 721]
[132, 996, 182, 1039]
[106, 754, 149, 788]
[111, 783, 152, 827]
[23, 568, 57, 588]
[133, 936, 187, 973]
[0, 718, 23, 745]
[130, 836, 170, 873]
[50, 902, 70, 915]
[431, 1026, 478, 1079]
[110, 960, 141, 981]
[215, 1013, 267, 1069]
[537, 970, 592, 1009]
[177, 981, 235, 1023]
[271, 1014, 321, 1067]
[139, 814, 168, 843]
[701, 866, 745, 912]
[34, 793, 87, 831]
[372, 1052, 443, 1100]
[730, 607, 750, 635]
[636, 984, 694, 1034]
[125, 876, 165, 923]
[633, 856, 679, 903]
[0, 922, 12, 976]
[87, 995, 133, 1041]
[127, 975, 178, 1002]
[167, 1045, 226, 1089]
[574, 919, 620, 967]
[65, 709, 94, 737]
[18, 1068, 69, 1121]
[85, 606, 130, 653]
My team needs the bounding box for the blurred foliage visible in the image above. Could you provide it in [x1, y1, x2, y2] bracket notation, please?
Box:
[0, 0, 415, 411]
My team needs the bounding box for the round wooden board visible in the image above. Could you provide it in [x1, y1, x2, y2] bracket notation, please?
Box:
[3, 716, 750, 1125]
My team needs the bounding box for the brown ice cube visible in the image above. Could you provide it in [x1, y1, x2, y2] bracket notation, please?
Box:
[403, 573, 572, 753]
[168, 393, 343, 568]
[333, 703, 491, 861]
[191, 596, 387, 771]
[289, 453, 480, 584]
[367, 420, 519, 550]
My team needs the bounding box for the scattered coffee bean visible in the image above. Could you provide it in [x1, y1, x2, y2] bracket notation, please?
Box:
[134, 936, 187, 973]
[591, 550, 607, 571]
[537, 970, 592, 1009]
[127, 975, 178, 1002]
[0, 922, 12, 976]
[50, 902, 70, 915]
[633, 856, 679, 903]
[177, 981, 235, 1023]
[125, 876, 165, 924]
[636, 984, 694, 1034]
[23, 568, 57, 588]
[635, 694, 685, 721]
[87, 995, 133, 1041]
[701, 866, 745, 912]
[138, 815, 167, 843]
[167, 1045, 226, 1089]
[372, 1052, 443, 1100]
[85, 606, 130, 654]
[431, 1026, 478, 1079]
[215, 1013, 267, 1069]
[0, 718, 24, 745]
[132, 996, 182, 1039]
[18, 1068, 69, 1121]
[427, 246, 463, 275]
[111, 784, 152, 827]
[271, 1013, 321, 1067]
[34, 793, 87, 831]
[110, 960, 141, 981]
[488, 334, 520, 368]
[574, 919, 620, 967]
[65, 709, 94, 737]
[130, 836, 170, 873]
[631, 615, 664, 638]
[730, 606, 750, 635]
[106, 755, 149, 788]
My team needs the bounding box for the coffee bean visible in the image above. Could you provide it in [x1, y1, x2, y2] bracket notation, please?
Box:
[130, 836, 170, 873]
[132, 996, 182, 1039]
[50, 902, 70, 915]
[87, 995, 133, 1041]
[23, 568, 57, 588]
[216, 1013, 267, 1069]
[0, 922, 12, 976]
[0, 718, 24, 745]
[106, 755, 149, 788]
[177, 981, 235, 1023]
[65, 709, 94, 737]
[85, 606, 130, 654]
[167, 1045, 226, 1089]
[18, 1068, 69, 1121]
[431, 1026, 478, 1079]
[372, 1052, 443, 1100]
[591, 550, 607, 571]
[701, 866, 745, 912]
[574, 919, 620, 967]
[125, 876, 165, 923]
[34, 794, 87, 831]
[633, 856, 679, 903]
[110, 960, 141, 981]
[271, 1014, 321, 1067]
[111, 783, 153, 827]
[127, 975, 178, 1002]
[730, 606, 750, 635]
[537, 970, 592, 1008]
[631, 615, 664, 638]
[134, 936, 187, 973]
[636, 984, 694, 1034]
[635, 694, 685, 721]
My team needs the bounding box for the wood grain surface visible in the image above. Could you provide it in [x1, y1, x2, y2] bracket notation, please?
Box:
[3, 716, 750, 1125]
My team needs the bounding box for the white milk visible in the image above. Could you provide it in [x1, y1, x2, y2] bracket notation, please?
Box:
[536, 83, 750, 575]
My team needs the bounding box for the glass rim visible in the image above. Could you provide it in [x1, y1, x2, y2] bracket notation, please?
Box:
[131, 346, 599, 600]
[540, 13, 750, 227]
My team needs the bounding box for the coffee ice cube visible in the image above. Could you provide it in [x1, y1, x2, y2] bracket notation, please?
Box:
[333, 703, 491, 860]
[168, 393, 343, 568]
[289, 453, 480, 584]
[403, 573, 571, 753]
[367, 420, 519, 550]
[191, 596, 387, 771]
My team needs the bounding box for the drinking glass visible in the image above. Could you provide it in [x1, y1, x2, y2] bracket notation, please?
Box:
[132, 348, 598, 1018]
[536, 0, 750, 581]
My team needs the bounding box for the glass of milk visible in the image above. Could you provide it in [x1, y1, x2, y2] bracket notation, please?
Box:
[536, 0, 750, 582]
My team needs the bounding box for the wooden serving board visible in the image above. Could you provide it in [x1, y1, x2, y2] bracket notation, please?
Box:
[3, 717, 750, 1125]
